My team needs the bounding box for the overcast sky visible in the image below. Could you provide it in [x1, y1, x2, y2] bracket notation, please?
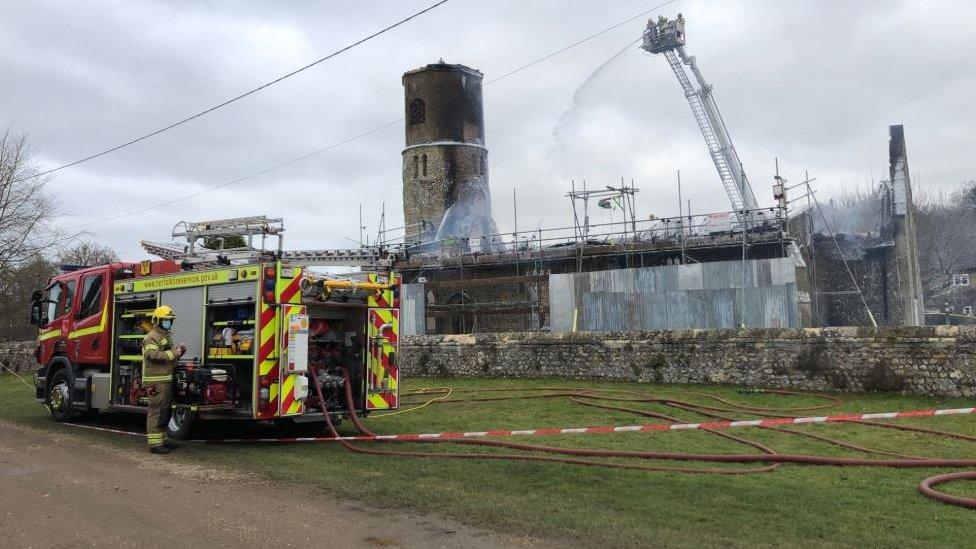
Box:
[2, 0, 974, 260]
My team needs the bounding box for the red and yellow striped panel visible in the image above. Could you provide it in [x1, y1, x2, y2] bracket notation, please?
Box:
[276, 264, 302, 305]
[365, 273, 395, 308]
[257, 296, 279, 419]
[256, 262, 304, 419]
[366, 307, 399, 410]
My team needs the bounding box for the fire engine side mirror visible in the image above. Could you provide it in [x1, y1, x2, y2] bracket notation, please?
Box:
[28, 300, 44, 327]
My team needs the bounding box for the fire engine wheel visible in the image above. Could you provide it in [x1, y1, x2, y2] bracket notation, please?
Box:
[47, 369, 78, 422]
[166, 407, 195, 441]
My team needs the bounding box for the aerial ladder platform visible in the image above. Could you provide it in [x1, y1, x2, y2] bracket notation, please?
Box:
[641, 14, 759, 212]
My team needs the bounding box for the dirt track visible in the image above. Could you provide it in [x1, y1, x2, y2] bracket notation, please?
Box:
[0, 421, 554, 548]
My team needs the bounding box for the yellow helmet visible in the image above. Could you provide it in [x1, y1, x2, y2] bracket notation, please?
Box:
[151, 305, 176, 325]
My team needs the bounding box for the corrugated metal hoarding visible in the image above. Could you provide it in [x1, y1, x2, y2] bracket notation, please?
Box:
[399, 283, 426, 336]
[550, 258, 800, 332]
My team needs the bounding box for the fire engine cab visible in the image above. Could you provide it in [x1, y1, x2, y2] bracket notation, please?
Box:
[28, 216, 401, 439]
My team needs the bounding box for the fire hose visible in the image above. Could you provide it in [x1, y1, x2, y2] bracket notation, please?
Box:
[568, 396, 924, 459]
[918, 472, 976, 509]
[314, 368, 779, 475]
[309, 372, 976, 508]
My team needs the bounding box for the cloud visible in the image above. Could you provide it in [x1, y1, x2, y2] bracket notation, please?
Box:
[2, 0, 973, 260]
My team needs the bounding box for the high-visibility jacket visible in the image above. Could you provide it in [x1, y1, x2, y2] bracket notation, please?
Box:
[142, 325, 177, 448]
[142, 326, 177, 382]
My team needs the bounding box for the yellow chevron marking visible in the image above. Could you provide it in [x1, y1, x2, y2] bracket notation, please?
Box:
[288, 400, 303, 414]
[368, 393, 388, 410]
[260, 305, 277, 361]
[365, 273, 394, 308]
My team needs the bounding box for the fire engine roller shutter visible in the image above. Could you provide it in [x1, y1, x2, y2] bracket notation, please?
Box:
[206, 281, 255, 303]
[115, 292, 156, 304]
[159, 286, 204, 361]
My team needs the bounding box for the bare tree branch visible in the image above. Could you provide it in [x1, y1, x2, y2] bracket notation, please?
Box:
[0, 127, 61, 277]
[0, 127, 64, 340]
[56, 240, 119, 267]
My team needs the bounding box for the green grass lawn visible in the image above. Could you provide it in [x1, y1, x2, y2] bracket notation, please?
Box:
[2, 374, 975, 548]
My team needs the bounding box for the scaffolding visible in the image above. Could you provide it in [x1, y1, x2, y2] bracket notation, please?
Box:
[390, 201, 790, 334]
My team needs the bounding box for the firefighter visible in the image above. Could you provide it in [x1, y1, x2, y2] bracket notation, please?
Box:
[142, 305, 186, 454]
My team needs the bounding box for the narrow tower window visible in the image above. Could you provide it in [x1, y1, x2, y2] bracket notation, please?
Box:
[408, 98, 426, 125]
[412, 155, 419, 178]
[422, 154, 428, 177]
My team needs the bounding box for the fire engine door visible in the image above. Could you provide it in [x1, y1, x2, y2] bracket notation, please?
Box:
[365, 306, 399, 410]
[37, 281, 70, 360]
[278, 304, 308, 416]
[70, 271, 110, 364]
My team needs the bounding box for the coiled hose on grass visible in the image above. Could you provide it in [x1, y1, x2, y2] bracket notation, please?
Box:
[918, 472, 976, 509]
[313, 372, 976, 508]
[315, 368, 780, 475]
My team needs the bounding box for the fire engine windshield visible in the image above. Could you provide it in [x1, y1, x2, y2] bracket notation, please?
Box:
[44, 283, 63, 324]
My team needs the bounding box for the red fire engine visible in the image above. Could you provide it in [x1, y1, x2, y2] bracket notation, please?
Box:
[28, 216, 401, 439]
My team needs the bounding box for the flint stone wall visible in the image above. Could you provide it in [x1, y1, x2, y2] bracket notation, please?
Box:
[400, 326, 976, 397]
[0, 341, 37, 374]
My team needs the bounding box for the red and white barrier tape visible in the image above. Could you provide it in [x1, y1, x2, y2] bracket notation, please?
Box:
[190, 405, 976, 444]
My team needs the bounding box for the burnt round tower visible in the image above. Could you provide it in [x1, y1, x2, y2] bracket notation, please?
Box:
[401, 61, 497, 248]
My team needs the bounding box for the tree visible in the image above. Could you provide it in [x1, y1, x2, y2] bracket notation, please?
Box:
[961, 179, 976, 210]
[56, 240, 119, 267]
[203, 235, 247, 250]
[0, 256, 56, 341]
[0, 128, 58, 274]
[915, 201, 975, 291]
[0, 128, 61, 341]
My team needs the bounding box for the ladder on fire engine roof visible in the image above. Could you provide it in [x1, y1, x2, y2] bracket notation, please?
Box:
[640, 14, 759, 213]
[141, 215, 402, 269]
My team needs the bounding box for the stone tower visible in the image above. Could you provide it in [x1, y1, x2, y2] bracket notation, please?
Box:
[401, 61, 498, 250]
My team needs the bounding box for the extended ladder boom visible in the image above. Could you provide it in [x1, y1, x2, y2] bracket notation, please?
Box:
[641, 14, 758, 211]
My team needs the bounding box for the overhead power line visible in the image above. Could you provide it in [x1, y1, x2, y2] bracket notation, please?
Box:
[74, 0, 680, 230]
[68, 119, 401, 230]
[25, 0, 451, 183]
[485, 0, 678, 85]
